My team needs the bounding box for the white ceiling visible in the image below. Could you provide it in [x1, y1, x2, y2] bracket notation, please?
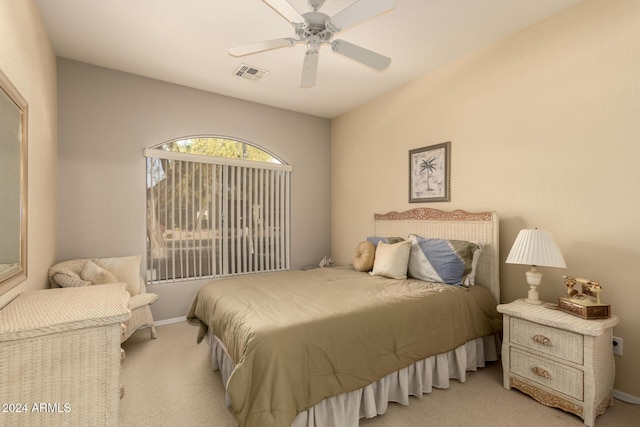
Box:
[36, 0, 583, 119]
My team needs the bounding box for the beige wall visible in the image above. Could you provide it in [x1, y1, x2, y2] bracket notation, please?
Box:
[56, 60, 331, 321]
[0, 1, 57, 307]
[331, 0, 640, 398]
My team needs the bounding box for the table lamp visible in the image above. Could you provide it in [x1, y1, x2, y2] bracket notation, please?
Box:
[506, 228, 566, 304]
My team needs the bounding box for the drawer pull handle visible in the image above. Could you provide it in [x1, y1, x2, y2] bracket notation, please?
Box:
[532, 366, 551, 379]
[533, 334, 552, 346]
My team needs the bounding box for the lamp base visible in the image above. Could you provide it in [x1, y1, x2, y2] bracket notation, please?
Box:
[524, 267, 543, 305]
[525, 283, 543, 304]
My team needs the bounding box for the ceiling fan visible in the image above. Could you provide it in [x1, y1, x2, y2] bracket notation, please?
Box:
[228, 0, 396, 88]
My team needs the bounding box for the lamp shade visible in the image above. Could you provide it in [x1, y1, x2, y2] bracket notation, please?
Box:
[505, 229, 567, 268]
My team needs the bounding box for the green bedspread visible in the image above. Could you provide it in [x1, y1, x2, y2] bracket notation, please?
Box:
[187, 266, 502, 427]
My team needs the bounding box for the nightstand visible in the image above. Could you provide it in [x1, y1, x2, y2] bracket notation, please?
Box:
[497, 299, 619, 427]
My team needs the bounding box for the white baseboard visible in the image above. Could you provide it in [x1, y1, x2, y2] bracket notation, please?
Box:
[614, 389, 640, 405]
[154, 316, 187, 326]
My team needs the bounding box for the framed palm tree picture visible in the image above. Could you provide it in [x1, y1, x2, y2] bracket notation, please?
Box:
[409, 142, 451, 203]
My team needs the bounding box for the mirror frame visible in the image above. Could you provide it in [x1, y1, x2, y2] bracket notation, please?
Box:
[0, 68, 28, 293]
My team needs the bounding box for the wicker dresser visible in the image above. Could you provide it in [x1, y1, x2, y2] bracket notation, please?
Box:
[0, 284, 130, 427]
[497, 299, 619, 426]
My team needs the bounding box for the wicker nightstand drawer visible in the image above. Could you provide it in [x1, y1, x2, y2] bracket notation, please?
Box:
[510, 347, 584, 400]
[511, 317, 583, 363]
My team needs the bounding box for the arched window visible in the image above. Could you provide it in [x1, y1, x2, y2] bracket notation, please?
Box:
[144, 137, 292, 283]
[152, 136, 284, 163]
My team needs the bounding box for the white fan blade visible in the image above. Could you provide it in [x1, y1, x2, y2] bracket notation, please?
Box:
[263, 0, 305, 26]
[331, 39, 391, 70]
[229, 38, 296, 57]
[328, 0, 396, 32]
[301, 51, 319, 88]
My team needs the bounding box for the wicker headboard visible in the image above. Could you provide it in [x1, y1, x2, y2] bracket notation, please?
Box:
[373, 208, 500, 303]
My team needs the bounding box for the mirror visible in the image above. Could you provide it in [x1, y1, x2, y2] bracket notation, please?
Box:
[0, 68, 28, 292]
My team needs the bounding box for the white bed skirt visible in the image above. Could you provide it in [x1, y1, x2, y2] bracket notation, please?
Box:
[207, 331, 500, 427]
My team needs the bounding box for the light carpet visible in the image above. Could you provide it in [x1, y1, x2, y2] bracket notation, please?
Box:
[120, 321, 638, 426]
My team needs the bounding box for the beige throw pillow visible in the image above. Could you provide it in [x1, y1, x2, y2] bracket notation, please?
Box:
[353, 241, 376, 272]
[96, 255, 141, 296]
[80, 260, 119, 285]
[370, 240, 412, 279]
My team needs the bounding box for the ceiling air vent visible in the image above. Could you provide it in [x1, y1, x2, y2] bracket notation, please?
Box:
[233, 64, 268, 81]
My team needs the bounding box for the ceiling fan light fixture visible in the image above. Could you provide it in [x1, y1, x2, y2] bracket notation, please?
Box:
[229, 0, 396, 88]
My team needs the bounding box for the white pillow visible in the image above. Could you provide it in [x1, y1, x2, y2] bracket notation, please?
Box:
[96, 255, 141, 296]
[80, 260, 119, 285]
[370, 241, 412, 280]
[53, 273, 91, 288]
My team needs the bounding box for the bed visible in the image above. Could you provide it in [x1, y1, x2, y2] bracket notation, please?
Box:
[187, 208, 502, 427]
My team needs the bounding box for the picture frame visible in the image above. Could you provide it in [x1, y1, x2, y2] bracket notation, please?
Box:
[409, 142, 450, 203]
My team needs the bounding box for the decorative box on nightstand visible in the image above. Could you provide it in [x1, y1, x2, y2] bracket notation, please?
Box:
[497, 299, 619, 427]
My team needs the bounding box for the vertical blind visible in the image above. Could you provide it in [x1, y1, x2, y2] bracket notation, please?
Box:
[144, 149, 292, 283]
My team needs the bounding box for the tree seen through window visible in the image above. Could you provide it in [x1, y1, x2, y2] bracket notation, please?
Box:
[145, 137, 291, 282]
